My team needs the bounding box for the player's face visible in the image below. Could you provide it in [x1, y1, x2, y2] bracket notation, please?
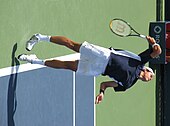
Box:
[141, 69, 154, 82]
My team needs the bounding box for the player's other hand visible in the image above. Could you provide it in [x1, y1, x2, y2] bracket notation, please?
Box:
[95, 93, 104, 104]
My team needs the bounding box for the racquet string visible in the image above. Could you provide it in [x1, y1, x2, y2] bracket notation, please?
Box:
[110, 20, 131, 37]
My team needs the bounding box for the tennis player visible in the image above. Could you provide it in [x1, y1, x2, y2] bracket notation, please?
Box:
[18, 33, 162, 104]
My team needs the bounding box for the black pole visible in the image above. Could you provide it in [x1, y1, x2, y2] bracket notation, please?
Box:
[165, 0, 170, 21]
[156, 0, 163, 21]
[155, 0, 164, 126]
[156, 0, 170, 126]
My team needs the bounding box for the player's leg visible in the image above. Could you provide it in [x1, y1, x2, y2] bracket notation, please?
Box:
[26, 34, 81, 52]
[18, 54, 78, 71]
[44, 59, 78, 71]
[50, 36, 81, 52]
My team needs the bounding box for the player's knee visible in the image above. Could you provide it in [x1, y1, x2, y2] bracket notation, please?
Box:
[64, 39, 73, 48]
[65, 40, 80, 52]
[65, 61, 78, 72]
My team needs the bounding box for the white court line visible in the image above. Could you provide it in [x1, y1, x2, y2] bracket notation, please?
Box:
[93, 77, 96, 126]
[0, 53, 80, 77]
[73, 72, 76, 126]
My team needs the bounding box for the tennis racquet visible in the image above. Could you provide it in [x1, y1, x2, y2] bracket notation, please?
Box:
[109, 18, 146, 39]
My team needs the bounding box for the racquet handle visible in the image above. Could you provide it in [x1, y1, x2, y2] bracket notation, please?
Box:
[140, 34, 146, 39]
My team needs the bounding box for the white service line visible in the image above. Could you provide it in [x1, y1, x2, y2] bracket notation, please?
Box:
[0, 53, 80, 77]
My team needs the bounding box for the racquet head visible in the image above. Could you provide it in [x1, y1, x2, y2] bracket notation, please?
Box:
[109, 18, 132, 37]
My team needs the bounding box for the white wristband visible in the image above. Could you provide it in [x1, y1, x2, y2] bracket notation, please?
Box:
[152, 43, 159, 48]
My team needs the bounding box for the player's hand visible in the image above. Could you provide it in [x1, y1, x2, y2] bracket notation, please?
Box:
[146, 36, 162, 58]
[146, 36, 156, 45]
[95, 93, 104, 104]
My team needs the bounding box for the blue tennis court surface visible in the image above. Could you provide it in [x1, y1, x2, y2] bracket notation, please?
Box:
[0, 54, 95, 126]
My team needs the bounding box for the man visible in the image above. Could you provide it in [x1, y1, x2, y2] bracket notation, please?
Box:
[18, 33, 162, 104]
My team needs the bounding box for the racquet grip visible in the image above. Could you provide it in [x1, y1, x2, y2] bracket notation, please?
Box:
[140, 34, 146, 39]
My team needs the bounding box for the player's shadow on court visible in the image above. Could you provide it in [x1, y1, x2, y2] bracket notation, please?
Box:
[7, 43, 20, 126]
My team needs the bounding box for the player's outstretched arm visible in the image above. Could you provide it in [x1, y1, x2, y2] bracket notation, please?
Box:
[95, 81, 118, 104]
